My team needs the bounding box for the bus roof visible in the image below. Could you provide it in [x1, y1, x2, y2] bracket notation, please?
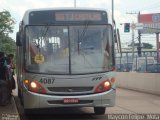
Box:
[24, 7, 108, 14]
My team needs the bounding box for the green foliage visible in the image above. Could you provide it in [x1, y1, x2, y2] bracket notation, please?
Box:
[0, 10, 16, 56]
[128, 42, 153, 49]
[142, 42, 153, 49]
[0, 10, 15, 34]
[0, 34, 16, 55]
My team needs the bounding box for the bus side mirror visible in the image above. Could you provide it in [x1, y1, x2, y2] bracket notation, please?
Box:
[16, 32, 22, 46]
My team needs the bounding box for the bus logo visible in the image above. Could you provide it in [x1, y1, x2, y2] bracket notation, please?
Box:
[92, 76, 102, 81]
[68, 88, 73, 92]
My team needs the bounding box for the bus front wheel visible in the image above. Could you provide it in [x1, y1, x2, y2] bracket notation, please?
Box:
[24, 109, 32, 115]
[94, 107, 106, 115]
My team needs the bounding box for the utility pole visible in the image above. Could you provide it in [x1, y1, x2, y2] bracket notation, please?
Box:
[126, 12, 139, 58]
[137, 31, 142, 57]
[74, 0, 76, 8]
[156, 33, 160, 63]
[131, 22, 135, 59]
[138, 11, 142, 57]
[112, 0, 114, 26]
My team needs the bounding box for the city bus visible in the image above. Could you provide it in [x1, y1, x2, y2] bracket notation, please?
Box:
[16, 8, 116, 115]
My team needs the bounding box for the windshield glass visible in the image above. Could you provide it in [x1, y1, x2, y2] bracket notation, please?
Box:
[25, 25, 114, 74]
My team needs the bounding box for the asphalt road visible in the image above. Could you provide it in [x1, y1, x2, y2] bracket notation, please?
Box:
[14, 88, 160, 120]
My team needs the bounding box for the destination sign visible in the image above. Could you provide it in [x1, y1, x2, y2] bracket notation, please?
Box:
[55, 12, 102, 21]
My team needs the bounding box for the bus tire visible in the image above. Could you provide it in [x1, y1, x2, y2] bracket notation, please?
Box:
[24, 109, 32, 115]
[24, 109, 37, 115]
[94, 107, 106, 115]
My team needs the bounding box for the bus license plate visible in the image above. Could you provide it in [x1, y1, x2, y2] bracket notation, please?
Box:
[63, 98, 79, 104]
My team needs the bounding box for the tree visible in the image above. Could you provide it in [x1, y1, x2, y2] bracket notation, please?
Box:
[0, 10, 15, 34]
[128, 42, 153, 49]
[142, 42, 153, 49]
[0, 10, 16, 55]
[0, 33, 16, 55]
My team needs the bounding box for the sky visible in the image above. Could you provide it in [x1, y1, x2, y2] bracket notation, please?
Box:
[1, 0, 160, 48]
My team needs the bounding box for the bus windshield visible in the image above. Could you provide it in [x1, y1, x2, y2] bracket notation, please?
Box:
[25, 24, 114, 74]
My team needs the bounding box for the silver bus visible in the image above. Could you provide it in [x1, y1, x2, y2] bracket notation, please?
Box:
[16, 8, 116, 115]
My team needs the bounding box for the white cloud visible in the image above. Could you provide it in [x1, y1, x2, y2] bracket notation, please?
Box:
[0, 0, 10, 11]
[77, 0, 111, 9]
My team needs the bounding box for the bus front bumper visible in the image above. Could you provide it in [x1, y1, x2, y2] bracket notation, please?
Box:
[23, 88, 116, 109]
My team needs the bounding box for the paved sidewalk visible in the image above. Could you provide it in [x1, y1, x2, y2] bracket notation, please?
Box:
[0, 97, 20, 120]
[0, 89, 20, 120]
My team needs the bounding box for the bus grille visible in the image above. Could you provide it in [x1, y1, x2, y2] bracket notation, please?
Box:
[47, 87, 93, 93]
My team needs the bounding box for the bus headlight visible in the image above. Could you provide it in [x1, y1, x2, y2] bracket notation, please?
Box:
[24, 80, 47, 94]
[30, 81, 37, 88]
[95, 80, 111, 93]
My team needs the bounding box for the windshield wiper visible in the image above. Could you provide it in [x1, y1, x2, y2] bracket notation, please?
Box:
[77, 21, 97, 68]
[78, 21, 91, 43]
[35, 25, 50, 53]
[42, 25, 50, 37]
[77, 21, 92, 54]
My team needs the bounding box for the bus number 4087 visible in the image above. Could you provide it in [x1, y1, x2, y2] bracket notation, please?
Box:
[39, 77, 55, 84]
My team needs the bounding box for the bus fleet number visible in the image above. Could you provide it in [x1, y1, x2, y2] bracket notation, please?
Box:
[39, 77, 55, 84]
